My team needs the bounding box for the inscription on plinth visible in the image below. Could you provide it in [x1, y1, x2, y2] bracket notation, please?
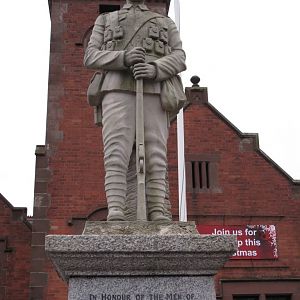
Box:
[89, 293, 195, 300]
[69, 277, 215, 300]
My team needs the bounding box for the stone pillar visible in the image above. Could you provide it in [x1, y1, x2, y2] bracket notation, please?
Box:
[46, 222, 237, 300]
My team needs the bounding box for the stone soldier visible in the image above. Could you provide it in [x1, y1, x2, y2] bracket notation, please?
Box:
[84, 0, 186, 221]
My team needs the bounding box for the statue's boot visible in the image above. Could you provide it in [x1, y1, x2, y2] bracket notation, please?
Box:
[106, 184, 126, 221]
[107, 207, 126, 221]
[147, 195, 171, 221]
[149, 210, 170, 221]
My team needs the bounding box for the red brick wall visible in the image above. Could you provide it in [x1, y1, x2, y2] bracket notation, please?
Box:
[0, 195, 31, 300]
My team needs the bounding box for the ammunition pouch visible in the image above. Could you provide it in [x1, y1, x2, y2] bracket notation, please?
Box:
[87, 71, 106, 107]
[87, 72, 106, 127]
[161, 75, 187, 115]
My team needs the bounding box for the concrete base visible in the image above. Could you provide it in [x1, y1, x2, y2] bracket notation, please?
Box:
[46, 221, 237, 300]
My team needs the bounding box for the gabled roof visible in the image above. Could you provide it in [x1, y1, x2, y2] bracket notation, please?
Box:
[208, 102, 300, 185]
[184, 86, 300, 187]
[0, 193, 32, 230]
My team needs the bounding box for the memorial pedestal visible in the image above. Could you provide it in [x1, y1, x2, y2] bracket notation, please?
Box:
[46, 222, 237, 300]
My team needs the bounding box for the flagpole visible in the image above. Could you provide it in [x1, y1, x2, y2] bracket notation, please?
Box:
[174, 0, 187, 222]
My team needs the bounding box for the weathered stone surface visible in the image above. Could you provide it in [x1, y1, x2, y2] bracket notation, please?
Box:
[83, 221, 198, 235]
[69, 276, 215, 300]
[45, 222, 237, 281]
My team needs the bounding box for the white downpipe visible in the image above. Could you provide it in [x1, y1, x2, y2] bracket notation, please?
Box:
[174, 0, 187, 222]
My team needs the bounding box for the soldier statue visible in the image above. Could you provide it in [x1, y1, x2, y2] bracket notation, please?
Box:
[84, 0, 186, 221]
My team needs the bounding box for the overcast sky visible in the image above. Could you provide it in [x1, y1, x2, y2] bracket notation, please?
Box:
[0, 0, 299, 215]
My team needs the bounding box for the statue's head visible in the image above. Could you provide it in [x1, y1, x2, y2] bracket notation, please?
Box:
[126, 0, 145, 4]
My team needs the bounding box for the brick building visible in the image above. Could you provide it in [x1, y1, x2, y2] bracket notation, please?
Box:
[0, 194, 32, 299]
[1, 0, 299, 299]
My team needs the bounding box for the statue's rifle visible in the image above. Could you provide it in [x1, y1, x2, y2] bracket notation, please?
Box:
[136, 79, 147, 221]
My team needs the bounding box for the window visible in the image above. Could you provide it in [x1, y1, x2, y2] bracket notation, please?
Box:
[186, 154, 220, 196]
[222, 280, 298, 300]
[266, 295, 291, 300]
[99, 4, 120, 14]
[191, 160, 210, 189]
[233, 296, 259, 300]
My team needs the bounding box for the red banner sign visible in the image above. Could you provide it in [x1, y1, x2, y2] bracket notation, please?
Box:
[196, 225, 278, 260]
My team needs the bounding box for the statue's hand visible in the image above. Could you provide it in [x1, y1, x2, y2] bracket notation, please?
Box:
[124, 47, 145, 67]
[132, 63, 156, 80]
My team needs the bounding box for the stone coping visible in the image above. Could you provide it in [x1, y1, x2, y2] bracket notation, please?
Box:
[46, 234, 235, 253]
[83, 221, 198, 235]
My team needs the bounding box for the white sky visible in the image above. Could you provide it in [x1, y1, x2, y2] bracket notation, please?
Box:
[0, 0, 299, 215]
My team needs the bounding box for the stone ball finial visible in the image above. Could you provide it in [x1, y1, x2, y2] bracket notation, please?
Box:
[190, 76, 200, 87]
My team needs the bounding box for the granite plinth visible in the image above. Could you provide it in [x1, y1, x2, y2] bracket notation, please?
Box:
[46, 222, 237, 282]
[69, 276, 215, 300]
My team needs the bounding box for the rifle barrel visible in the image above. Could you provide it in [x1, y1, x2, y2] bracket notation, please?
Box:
[136, 79, 147, 221]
